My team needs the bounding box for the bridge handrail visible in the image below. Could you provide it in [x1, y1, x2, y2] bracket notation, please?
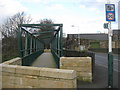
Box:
[18, 24, 45, 66]
[18, 23, 63, 66]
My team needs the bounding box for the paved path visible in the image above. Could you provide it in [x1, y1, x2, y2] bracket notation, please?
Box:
[31, 52, 57, 68]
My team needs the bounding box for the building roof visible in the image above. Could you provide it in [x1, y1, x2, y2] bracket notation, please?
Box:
[68, 30, 120, 41]
[68, 33, 108, 41]
[113, 29, 120, 35]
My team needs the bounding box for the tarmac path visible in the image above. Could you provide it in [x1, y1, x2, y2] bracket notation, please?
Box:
[31, 52, 57, 68]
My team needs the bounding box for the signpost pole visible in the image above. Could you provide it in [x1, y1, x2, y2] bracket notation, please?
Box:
[105, 0, 115, 88]
[108, 21, 113, 88]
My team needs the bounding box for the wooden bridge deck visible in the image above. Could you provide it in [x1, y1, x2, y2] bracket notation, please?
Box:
[31, 52, 57, 68]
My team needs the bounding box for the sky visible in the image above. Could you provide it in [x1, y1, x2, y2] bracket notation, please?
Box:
[0, 0, 119, 35]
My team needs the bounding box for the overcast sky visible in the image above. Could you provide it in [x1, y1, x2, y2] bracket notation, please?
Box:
[0, 0, 119, 35]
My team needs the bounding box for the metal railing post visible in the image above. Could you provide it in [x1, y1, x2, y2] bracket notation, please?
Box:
[25, 32, 28, 56]
[60, 25, 63, 57]
[30, 36, 33, 54]
[18, 26, 23, 57]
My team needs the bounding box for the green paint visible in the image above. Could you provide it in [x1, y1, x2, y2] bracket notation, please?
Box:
[30, 36, 33, 54]
[108, 52, 113, 88]
[18, 24, 63, 66]
[60, 26, 63, 57]
[20, 24, 63, 27]
[18, 27, 23, 57]
[24, 32, 28, 56]
[33, 30, 57, 35]
[22, 50, 44, 66]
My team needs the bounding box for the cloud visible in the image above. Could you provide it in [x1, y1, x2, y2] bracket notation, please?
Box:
[0, 0, 27, 17]
[46, 4, 64, 10]
[0, 0, 27, 24]
[0, 0, 118, 33]
[21, 0, 41, 3]
[29, 0, 111, 34]
[97, 0, 119, 3]
[31, 13, 106, 34]
[19, 0, 58, 5]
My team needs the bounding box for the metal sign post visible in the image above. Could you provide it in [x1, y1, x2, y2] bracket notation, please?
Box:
[105, 2, 115, 88]
[108, 21, 113, 88]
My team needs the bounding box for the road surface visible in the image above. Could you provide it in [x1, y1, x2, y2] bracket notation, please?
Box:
[78, 52, 119, 88]
[95, 52, 119, 72]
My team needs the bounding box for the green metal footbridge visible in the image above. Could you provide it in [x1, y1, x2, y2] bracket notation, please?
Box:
[18, 24, 63, 68]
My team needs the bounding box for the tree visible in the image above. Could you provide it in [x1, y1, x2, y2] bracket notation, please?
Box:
[1, 12, 32, 38]
[1, 12, 32, 62]
[37, 19, 55, 49]
[39, 19, 55, 31]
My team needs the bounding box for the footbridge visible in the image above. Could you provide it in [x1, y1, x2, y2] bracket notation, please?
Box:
[18, 24, 63, 68]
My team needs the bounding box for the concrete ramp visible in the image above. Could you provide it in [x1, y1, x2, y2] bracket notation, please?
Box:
[31, 52, 57, 68]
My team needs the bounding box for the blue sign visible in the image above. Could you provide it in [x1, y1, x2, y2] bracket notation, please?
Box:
[105, 4, 115, 21]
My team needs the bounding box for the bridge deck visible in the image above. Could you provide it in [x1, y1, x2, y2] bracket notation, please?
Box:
[31, 52, 57, 68]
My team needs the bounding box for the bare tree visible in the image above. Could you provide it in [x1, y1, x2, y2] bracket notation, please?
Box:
[1, 12, 32, 38]
[1, 12, 32, 62]
[37, 19, 55, 49]
[39, 19, 55, 31]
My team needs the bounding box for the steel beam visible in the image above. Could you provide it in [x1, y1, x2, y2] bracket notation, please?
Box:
[32, 30, 57, 35]
[20, 24, 63, 27]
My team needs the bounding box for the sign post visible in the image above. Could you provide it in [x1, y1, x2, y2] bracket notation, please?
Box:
[105, 3, 115, 88]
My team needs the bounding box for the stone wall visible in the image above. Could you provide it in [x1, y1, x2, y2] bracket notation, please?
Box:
[2, 57, 22, 65]
[0, 57, 77, 88]
[60, 57, 92, 82]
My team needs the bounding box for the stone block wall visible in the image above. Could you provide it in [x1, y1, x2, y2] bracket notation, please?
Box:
[2, 57, 22, 65]
[60, 57, 92, 82]
[0, 57, 77, 88]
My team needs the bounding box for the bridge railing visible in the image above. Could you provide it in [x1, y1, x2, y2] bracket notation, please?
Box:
[18, 24, 63, 66]
[18, 25, 44, 66]
[51, 24, 63, 68]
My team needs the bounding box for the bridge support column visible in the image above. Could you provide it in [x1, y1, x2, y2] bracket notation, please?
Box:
[60, 25, 63, 57]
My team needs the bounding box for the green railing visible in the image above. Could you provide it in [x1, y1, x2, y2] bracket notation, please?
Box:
[51, 24, 63, 68]
[18, 24, 63, 67]
[18, 25, 44, 66]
